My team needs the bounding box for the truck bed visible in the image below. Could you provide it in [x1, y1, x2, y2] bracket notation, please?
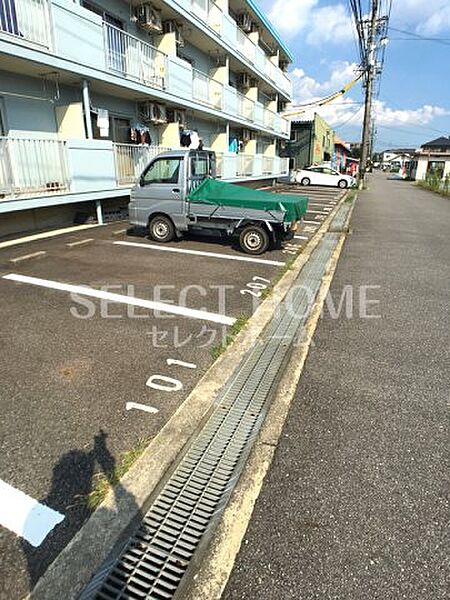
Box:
[187, 179, 308, 223]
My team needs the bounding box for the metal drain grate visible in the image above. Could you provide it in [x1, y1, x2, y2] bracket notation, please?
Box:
[81, 232, 342, 600]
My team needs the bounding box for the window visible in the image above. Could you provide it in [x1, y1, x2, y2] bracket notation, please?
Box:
[308, 167, 323, 173]
[142, 158, 181, 185]
[191, 154, 208, 178]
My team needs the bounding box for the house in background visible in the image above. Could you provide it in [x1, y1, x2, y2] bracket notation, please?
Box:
[0, 0, 293, 237]
[382, 148, 415, 171]
[409, 136, 450, 181]
[333, 135, 350, 173]
[282, 113, 335, 170]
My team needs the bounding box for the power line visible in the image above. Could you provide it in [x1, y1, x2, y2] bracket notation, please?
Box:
[389, 26, 450, 47]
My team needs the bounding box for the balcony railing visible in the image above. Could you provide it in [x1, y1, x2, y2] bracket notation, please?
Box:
[192, 69, 223, 110]
[262, 156, 274, 175]
[0, 0, 50, 48]
[0, 0, 51, 47]
[236, 154, 254, 177]
[264, 108, 275, 130]
[113, 143, 170, 186]
[103, 23, 167, 89]
[236, 27, 255, 64]
[0, 136, 69, 199]
[237, 91, 255, 122]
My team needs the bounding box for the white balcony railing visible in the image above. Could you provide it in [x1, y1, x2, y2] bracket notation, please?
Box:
[237, 91, 255, 122]
[192, 69, 223, 110]
[264, 108, 275, 130]
[0, 0, 51, 47]
[104, 23, 167, 89]
[0, 136, 69, 199]
[262, 156, 274, 175]
[113, 143, 170, 186]
[236, 27, 255, 64]
[236, 154, 254, 177]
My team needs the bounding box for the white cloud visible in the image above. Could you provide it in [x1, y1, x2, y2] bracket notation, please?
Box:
[306, 4, 354, 45]
[290, 61, 359, 102]
[287, 65, 449, 130]
[373, 101, 450, 125]
[268, 0, 318, 38]
[391, 0, 450, 35]
[268, 0, 353, 45]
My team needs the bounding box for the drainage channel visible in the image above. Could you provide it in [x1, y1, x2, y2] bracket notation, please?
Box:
[81, 230, 343, 600]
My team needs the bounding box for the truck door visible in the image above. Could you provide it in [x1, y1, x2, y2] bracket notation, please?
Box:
[133, 155, 186, 228]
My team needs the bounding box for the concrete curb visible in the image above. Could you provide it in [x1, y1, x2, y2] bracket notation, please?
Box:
[29, 190, 349, 600]
[184, 196, 358, 600]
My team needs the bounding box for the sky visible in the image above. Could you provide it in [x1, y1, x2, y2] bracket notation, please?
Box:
[257, 0, 450, 150]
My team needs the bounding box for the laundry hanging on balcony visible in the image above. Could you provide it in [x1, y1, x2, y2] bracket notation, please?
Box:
[180, 130, 200, 149]
[97, 109, 109, 137]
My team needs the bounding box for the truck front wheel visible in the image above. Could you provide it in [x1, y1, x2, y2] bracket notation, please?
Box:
[149, 215, 175, 243]
[239, 225, 270, 255]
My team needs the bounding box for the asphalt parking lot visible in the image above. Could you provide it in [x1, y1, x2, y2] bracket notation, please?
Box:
[0, 184, 344, 598]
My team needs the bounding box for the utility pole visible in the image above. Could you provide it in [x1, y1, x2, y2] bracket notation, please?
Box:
[358, 0, 379, 188]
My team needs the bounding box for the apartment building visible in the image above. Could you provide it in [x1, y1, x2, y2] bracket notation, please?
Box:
[0, 0, 293, 235]
[283, 113, 335, 171]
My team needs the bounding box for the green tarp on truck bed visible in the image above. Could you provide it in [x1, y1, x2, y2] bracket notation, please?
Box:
[188, 179, 308, 223]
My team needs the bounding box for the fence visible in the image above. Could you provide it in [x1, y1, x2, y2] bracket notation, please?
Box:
[0, 136, 69, 198]
[104, 23, 167, 89]
[113, 143, 170, 186]
[0, 0, 51, 47]
[192, 69, 223, 110]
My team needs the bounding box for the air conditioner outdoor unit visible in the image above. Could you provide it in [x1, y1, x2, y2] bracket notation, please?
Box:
[238, 72, 251, 88]
[136, 3, 162, 33]
[151, 103, 167, 124]
[162, 20, 184, 46]
[167, 108, 186, 127]
[237, 12, 252, 33]
[138, 101, 167, 124]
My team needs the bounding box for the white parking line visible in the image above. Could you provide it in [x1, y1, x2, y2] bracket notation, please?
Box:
[3, 273, 236, 326]
[303, 220, 321, 225]
[113, 241, 285, 267]
[66, 238, 94, 248]
[0, 479, 64, 547]
[294, 235, 309, 240]
[126, 402, 159, 414]
[305, 210, 329, 215]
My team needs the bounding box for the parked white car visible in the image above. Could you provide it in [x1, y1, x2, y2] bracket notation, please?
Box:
[294, 166, 356, 188]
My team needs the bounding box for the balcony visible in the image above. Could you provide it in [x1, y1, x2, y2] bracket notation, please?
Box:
[0, 137, 69, 199]
[0, 136, 289, 209]
[0, 0, 51, 48]
[192, 69, 223, 110]
[103, 23, 167, 89]
[113, 143, 170, 186]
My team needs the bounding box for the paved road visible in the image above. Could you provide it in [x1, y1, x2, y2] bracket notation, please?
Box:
[223, 174, 450, 600]
[0, 185, 342, 598]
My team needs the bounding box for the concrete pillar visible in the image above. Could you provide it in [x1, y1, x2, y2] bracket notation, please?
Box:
[211, 130, 228, 153]
[160, 122, 180, 148]
[249, 30, 259, 46]
[245, 86, 258, 103]
[215, 0, 228, 11]
[244, 138, 257, 155]
[154, 32, 177, 56]
[95, 200, 103, 225]
[270, 49, 280, 67]
[265, 139, 277, 157]
[267, 93, 278, 113]
[82, 80, 93, 140]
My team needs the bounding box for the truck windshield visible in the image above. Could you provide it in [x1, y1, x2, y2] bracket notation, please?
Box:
[142, 158, 181, 185]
